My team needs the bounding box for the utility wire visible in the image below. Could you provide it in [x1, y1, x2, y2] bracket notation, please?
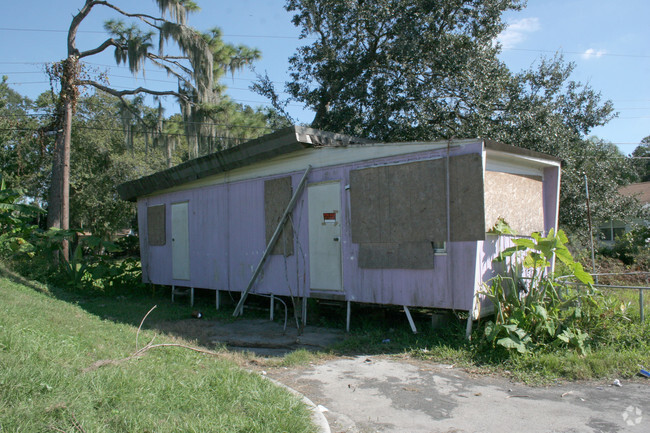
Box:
[0, 126, 278, 139]
[3, 27, 650, 58]
[2, 125, 647, 152]
[0, 114, 278, 131]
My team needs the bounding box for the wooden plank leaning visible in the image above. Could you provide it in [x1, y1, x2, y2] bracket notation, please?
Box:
[233, 165, 313, 316]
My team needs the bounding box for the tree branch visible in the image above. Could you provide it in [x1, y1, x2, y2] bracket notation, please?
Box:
[77, 79, 190, 102]
[90, 0, 163, 28]
[78, 38, 120, 58]
[146, 53, 192, 76]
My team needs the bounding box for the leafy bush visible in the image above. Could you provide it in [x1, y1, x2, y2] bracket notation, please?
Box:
[113, 234, 140, 257]
[598, 225, 650, 265]
[40, 230, 145, 294]
[479, 229, 628, 356]
[0, 175, 44, 258]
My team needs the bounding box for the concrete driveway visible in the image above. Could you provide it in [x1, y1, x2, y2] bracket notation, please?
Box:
[168, 317, 648, 433]
[268, 356, 649, 433]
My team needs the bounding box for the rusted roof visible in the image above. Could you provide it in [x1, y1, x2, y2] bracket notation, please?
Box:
[116, 126, 370, 202]
[619, 182, 650, 204]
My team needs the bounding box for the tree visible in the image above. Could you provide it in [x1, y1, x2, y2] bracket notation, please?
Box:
[46, 0, 257, 259]
[631, 136, 650, 182]
[0, 77, 47, 202]
[263, 0, 629, 237]
[474, 56, 633, 234]
[272, 0, 524, 140]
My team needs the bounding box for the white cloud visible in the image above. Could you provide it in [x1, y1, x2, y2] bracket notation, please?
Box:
[496, 17, 541, 49]
[581, 48, 607, 59]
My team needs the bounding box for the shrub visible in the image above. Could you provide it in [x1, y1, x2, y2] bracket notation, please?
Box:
[479, 229, 629, 356]
[598, 224, 650, 265]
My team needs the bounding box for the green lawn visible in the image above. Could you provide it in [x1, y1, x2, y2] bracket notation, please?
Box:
[0, 275, 316, 433]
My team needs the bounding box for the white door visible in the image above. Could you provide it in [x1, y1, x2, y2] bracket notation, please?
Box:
[171, 202, 190, 280]
[308, 181, 342, 291]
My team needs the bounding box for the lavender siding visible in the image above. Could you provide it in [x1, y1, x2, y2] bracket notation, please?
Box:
[137, 140, 556, 312]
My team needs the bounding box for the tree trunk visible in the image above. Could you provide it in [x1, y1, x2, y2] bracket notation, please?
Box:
[47, 59, 76, 261]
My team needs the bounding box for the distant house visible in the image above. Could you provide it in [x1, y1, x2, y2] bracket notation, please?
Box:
[117, 126, 561, 330]
[598, 182, 650, 242]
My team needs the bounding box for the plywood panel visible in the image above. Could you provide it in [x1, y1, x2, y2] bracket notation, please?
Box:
[351, 155, 485, 268]
[264, 176, 294, 256]
[358, 242, 435, 269]
[387, 159, 447, 242]
[484, 171, 544, 235]
[449, 153, 485, 241]
[349, 166, 389, 243]
[147, 204, 166, 246]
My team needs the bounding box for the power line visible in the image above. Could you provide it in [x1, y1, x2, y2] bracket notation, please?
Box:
[0, 126, 277, 140]
[0, 114, 278, 131]
[1, 119, 646, 149]
[3, 27, 650, 59]
[0, 27, 308, 39]
[2, 80, 301, 107]
[2, 27, 650, 58]
[503, 47, 650, 59]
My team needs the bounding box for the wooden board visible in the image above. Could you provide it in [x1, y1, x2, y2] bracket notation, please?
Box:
[147, 204, 166, 246]
[350, 154, 485, 269]
[449, 153, 486, 241]
[358, 242, 435, 269]
[264, 176, 294, 256]
[484, 171, 544, 235]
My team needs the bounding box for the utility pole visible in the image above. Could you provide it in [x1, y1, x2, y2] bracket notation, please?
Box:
[584, 173, 598, 283]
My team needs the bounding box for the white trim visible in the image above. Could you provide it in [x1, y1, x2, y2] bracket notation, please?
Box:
[487, 148, 562, 168]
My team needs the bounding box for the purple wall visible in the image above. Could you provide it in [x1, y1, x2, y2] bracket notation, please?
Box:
[137, 141, 555, 312]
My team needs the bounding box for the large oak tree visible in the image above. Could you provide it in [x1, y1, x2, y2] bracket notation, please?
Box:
[259, 0, 636, 237]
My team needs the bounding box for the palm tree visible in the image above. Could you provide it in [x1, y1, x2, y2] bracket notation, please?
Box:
[47, 0, 236, 259]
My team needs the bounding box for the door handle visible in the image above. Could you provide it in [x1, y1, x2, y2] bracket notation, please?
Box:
[333, 237, 340, 242]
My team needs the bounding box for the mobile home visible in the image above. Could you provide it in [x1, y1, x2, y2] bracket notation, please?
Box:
[117, 126, 561, 330]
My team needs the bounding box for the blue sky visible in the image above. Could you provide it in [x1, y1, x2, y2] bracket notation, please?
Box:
[1, 1, 648, 154]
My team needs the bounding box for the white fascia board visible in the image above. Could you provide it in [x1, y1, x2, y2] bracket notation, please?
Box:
[487, 148, 562, 168]
[486, 149, 560, 177]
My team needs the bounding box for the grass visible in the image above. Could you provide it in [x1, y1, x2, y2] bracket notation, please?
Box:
[2, 254, 649, 409]
[0, 274, 316, 433]
[310, 303, 650, 385]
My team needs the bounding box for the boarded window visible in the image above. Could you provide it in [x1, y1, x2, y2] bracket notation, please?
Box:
[147, 204, 166, 246]
[484, 171, 544, 235]
[358, 242, 436, 269]
[265, 176, 294, 256]
[350, 154, 484, 269]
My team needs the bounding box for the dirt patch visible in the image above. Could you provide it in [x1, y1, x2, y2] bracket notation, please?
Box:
[152, 318, 347, 357]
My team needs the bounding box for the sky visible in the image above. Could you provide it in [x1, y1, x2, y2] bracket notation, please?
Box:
[1, 0, 648, 155]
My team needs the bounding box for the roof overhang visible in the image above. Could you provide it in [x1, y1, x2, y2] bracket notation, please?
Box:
[117, 126, 370, 202]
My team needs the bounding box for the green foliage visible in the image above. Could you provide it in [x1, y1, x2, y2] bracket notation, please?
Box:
[0, 78, 48, 201]
[273, 1, 633, 239]
[38, 228, 145, 294]
[0, 175, 45, 258]
[280, 0, 523, 138]
[631, 135, 650, 182]
[598, 225, 650, 265]
[0, 277, 315, 432]
[487, 217, 516, 236]
[480, 230, 617, 356]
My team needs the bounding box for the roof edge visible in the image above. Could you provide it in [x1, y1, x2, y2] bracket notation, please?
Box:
[117, 126, 368, 202]
[484, 139, 563, 163]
